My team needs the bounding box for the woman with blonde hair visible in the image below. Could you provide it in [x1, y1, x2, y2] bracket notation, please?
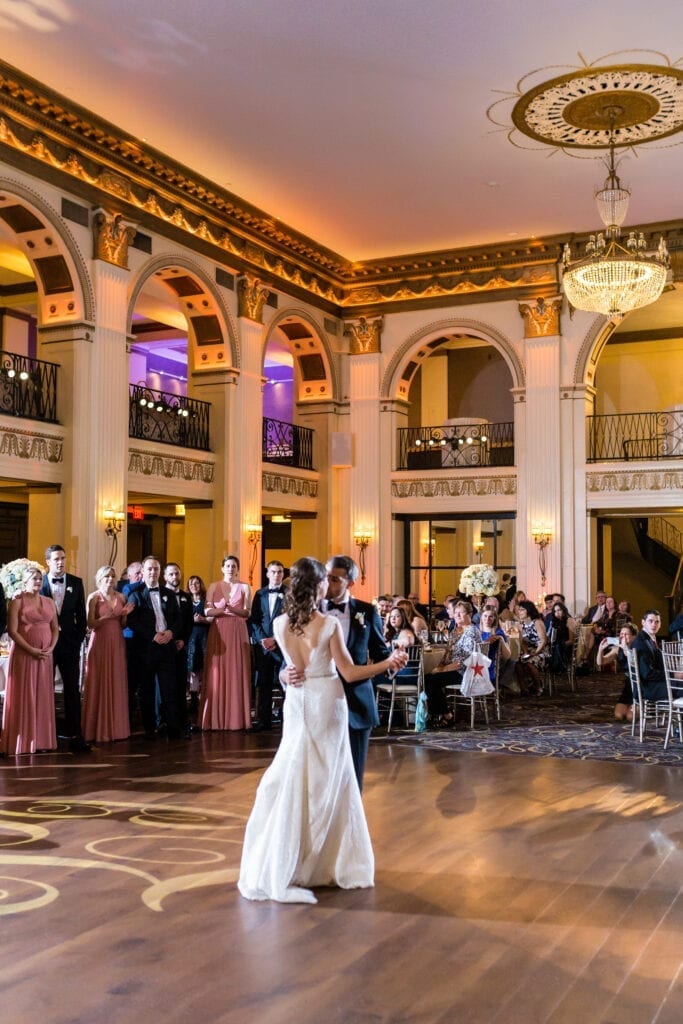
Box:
[82, 565, 133, 743]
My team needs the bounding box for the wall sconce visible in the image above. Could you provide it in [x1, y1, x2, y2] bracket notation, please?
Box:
[104, 508, 126, 565]
[473, 539, 484, 563]
[532, 525, 552, 587]
[353, 529, 372, 585]
[246, 523, 263, 586]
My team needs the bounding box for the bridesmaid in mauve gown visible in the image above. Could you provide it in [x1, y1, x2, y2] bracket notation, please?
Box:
[1, 566, 59, 756]
[81, 565, 133, 743]
[200, 554, 252, 730]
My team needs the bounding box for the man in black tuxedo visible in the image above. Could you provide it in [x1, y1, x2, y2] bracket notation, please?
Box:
[41, 544, 89, 753]
[249, 560, 286, 731]
[163, 562, 194, 734]
[323, 555, 389, 790]
[126, 556, 185, 740]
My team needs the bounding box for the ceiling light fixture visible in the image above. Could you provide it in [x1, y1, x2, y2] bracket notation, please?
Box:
[561, 106, 669, 319]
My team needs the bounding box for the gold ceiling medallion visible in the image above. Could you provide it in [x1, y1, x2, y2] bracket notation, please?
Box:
[511, 64, 683, 148]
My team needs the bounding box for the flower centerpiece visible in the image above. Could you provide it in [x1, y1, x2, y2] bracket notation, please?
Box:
[459, 563, 499, 598]
[0, 557, 45, 600]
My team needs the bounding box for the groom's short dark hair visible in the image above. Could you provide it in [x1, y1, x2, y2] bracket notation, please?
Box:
[327, 555, 358, 583]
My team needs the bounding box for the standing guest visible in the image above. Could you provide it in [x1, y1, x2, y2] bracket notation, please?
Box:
[164, 563, 194, 735]
[41, 544, 89, 753]
[81, 566, 132, 743]
[322, 555, 389, 790]
[631, 610, 669, 702]
[186, 575, 210, 722]
[424, 598, 481, 726]
[1, 566, 58, 755]
[126, 556, 184, 740]
[249, 560, 286, 732]
[121, 561, 143, 723]
[201, 555, 252, 731]
[597, 622, 638, 721]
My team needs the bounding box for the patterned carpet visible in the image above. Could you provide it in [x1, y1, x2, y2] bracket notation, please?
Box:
[387, 673, 683, 767]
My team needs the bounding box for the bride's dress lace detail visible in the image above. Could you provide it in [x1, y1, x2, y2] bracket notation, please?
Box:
[238, 615, 373, 904]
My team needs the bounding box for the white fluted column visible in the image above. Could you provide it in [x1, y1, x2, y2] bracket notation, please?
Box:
[349, 352, 383, 597]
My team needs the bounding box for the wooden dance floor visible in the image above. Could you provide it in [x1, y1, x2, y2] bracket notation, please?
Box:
[1, 732, 682, 1023]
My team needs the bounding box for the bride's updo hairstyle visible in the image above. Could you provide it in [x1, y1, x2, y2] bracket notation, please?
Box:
[284, 557, 326, 634]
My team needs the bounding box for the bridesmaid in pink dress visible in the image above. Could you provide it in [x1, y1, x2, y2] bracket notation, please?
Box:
[81, 565, 133, 743]
[200, 554, 252, 730]
[1, 566, 59, 756]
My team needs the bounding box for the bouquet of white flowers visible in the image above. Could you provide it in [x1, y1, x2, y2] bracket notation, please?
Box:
[0, 557, 45, 600]
[459, 564, 499, 597]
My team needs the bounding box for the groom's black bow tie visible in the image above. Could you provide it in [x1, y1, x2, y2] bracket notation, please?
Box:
[51, 577, 65, 584]
[268, 587, 283, 593]
[328, 600, 347, 612]
[148, 587, 159, 592]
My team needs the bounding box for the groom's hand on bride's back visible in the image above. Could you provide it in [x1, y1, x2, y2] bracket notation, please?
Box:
[281, 665, 304, 688]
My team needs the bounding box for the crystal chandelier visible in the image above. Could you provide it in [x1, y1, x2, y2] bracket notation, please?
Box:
[561, 109, 669, 319]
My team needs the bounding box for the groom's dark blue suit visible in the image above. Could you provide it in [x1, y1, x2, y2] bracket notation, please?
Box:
[334, 596, 389, 790]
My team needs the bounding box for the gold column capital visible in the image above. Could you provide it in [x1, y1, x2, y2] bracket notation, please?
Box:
[519, 296, 562, 338]
[345, 315, 383, 354]
[237, 274, 270, 322]
[92, 208, 137, 269]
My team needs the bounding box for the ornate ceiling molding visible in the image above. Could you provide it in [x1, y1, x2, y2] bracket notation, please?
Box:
[1, 59, 681, 316]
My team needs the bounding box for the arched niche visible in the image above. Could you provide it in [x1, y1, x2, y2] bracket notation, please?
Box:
[127, 255, 239, 385]
[0, 179, 93, 327]
[263, 308, 338, 407]
[382, 318, 524, 420]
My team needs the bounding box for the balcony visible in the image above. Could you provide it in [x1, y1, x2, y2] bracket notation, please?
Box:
[129, 384, 210, 451]
[397, 421, 514, 470]
[587, 410, 683, 462]
[262, 417, 314, 471]
[0, 352, 58, 423]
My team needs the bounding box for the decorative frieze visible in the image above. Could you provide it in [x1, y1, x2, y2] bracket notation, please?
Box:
[128, 448, 215, 483]
[586, 468, 683, 493]
[262, 472, 318, 498]
[392, 474, 517, 498]
[0, 426, 63, 464]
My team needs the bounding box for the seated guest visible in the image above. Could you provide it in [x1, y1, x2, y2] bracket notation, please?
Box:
[376, 595, 393, 619]
[594, 595, 618, 641]
[384, 606, 411, 645]
[395, 626, 418, 650]
[631, 610, 668, 702]
[547, 602, 576, 674]
[478, 606, 511, 686]
[424, 599, 481, 726]
[432, 595, 456, 632]
[396, 598, 429, 638]
[515, 599, 549, 695]
[596, 622, 637, 721]
[500, 589, 526, 625]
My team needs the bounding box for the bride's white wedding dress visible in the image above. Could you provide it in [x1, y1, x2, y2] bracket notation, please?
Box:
[237, 614, 374, 904]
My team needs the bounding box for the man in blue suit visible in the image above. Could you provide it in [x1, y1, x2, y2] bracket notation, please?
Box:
[323, 555, 389, 790]
[249, 560, 286, 731]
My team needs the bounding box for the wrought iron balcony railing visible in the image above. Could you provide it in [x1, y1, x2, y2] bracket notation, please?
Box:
[262, 417, 314, 471]
[129, 384, 210, 450]
[0, 352, 58, 423]
[587, 410, 683, 462]
[397, 421, 514, 470]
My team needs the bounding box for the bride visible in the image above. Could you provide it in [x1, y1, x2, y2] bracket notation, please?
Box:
[238, 556, 406, 904]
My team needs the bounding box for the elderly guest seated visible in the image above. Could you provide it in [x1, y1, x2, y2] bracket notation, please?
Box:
[424, 599, 481, 727]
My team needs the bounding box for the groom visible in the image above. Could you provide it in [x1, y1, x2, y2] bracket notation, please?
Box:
[324, 554, 389, 790]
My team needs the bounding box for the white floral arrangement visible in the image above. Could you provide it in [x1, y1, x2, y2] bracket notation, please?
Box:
[459, 564, 499, 597]
[0, 557, 45, 600]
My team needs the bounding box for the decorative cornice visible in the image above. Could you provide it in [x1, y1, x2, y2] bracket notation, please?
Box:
[262, 471, 319, 498]
[128, 447, 215, 483]
[0, 425, 63, 463]
[392, 473, 517, 498]
[1, 59, 681, 316]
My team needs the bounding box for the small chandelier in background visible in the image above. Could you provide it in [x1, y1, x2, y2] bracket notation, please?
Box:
[562, 107, 669, 319]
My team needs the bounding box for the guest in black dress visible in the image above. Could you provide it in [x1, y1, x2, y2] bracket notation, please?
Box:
[186, 575, 210, 721]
